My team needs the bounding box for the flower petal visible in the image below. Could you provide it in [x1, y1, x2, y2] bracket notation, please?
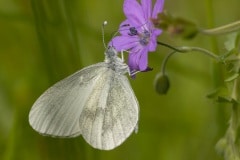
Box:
[141, 0, 152, 20]
[124, 0, 145, 27]
[148, 29, 162, 51]
[152, 0, 165, 18]
[153, 28, 162, 36]
[148, 37, 157, 52]
[119, 19, 133, 35]
[110, 36, 138, 51]
[138, 48, 149, 71]
[128, 52, 140, 71]
[128, 47, 148, 71]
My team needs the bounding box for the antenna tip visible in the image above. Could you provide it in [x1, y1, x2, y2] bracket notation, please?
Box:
[103, 21, 108, 26]
[102, 21, 108, 49]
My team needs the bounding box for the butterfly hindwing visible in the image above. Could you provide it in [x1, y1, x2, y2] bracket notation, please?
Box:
[79, 69, 139, 150]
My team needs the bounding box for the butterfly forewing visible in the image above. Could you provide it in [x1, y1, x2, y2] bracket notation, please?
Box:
[79, 69, 139, 150]
[29, 63, 108, 137]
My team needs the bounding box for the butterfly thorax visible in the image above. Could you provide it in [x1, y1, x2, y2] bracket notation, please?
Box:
[104, 47, 129, 75]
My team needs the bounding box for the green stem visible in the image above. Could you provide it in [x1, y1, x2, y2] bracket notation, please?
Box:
[183, 47, 220, 61]
[200, 20, 240, 35]
[221, 79, 240, 159]
[215, 30, 240, 160]
[158, 42, 220, 75]
[229, 103, 240, 159]
[205, 1, 226, 148]
[157, 41, 183, 52]
[157, 41, 219, 61]
[160, 51, 176, 74]
[158, 41, 222, 72]
[229, 57, 240, 158]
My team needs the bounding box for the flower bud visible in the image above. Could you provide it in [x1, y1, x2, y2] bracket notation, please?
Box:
[152, 12, 198, 39]
[154, 73, 170, 94]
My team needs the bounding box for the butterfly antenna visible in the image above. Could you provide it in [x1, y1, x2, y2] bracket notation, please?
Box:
[102, 21, 108, 49]
[111, 29, 120, 39]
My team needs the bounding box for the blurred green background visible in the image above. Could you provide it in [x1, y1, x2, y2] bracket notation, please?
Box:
[1, 0, 240, 159]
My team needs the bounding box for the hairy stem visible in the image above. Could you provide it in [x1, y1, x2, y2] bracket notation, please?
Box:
[157, 41, 221, 75]
[200, 20, 240, 35]
[218, 80, 240, 160]
[160, 51, 176, 74]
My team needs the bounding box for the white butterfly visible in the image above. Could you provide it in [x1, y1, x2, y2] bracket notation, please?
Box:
[29, 46, 139, 150]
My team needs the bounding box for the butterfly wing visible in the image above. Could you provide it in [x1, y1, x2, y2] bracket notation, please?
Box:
[79, 69, 139, 150]
[29, 62, 108, 137]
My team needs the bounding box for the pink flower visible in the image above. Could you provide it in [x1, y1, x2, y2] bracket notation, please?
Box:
[110, 0, 165, 73]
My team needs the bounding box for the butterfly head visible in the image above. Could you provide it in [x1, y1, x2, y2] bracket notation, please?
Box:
[104, 46, 129, 74]
[105, 46, 118, 57]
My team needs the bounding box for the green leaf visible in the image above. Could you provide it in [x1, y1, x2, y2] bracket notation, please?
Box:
[217, 96, 234, 103]
[225, 73, 240, 82]
[224, 33, 238, 51]
[206, 88, 221, 99]
[206, 87, 239, 104]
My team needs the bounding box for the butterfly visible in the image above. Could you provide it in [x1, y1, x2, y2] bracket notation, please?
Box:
[29, 46, 139, 150]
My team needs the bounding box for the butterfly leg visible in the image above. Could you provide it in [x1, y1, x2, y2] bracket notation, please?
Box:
[120, 49, 130, 62]
[130, 70, 140, 76]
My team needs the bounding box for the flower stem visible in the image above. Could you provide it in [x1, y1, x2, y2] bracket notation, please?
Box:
[216, 79, 240, 160]
[157, 41, 183, 52]
[157, 41, 219, 61]
[157, 41, 221, 75]
[160, 51, 176, 75]
[185, 46, 220, 60]
[200, 20, 240, 35]
[228, 78, 240, 159]
[228, 103, 240, 159]
[222, 58, 240, 159]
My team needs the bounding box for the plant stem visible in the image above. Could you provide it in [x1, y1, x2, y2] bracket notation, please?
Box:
[200, 20, 240, 35]
[228, 103, 239, 157]
[158, 41, 220, 60]
[157, 41, 183, 52]
[160, 51, 176, 74]
[205, 0, 222, 87]
[226, 56, 240, 159]
[219, 79, 240, 160]
[157, 42, 221, 76]
[205, 0, 226, 141]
